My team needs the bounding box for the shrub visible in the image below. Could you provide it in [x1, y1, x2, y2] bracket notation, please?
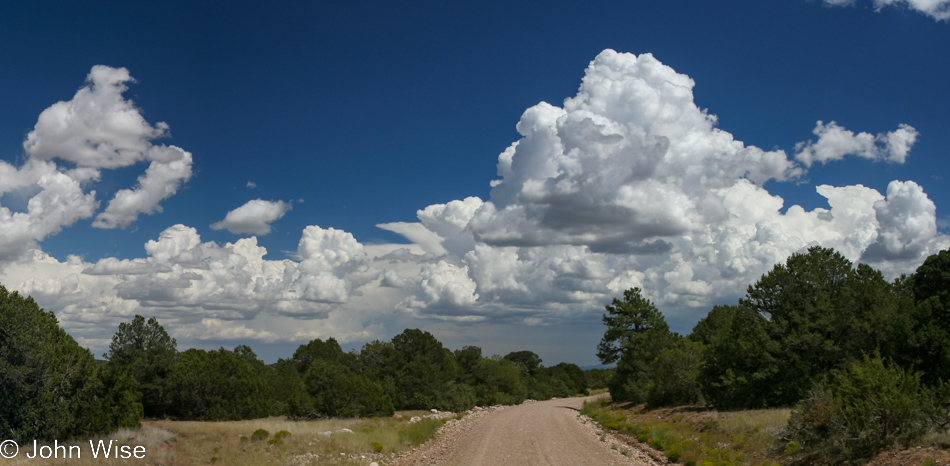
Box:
[666, 442, 682, 462]
[370, 441, 384, 453]
[250, 429, 269, 442]
[274, 430, 291, 440]
[636, 429, 650, 443]
[784, 354, 929, 464]
[399, 418, 442, 445]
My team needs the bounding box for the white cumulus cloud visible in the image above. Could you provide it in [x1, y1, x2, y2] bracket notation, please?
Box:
[93, 146, 193, 229]
[211, 199, 292, 235]
[383, 49, 947, 321]
[23, 66, 167, 169]
[794, 121, 918, 166]
[0, 159, 99, 260]
[0, 223, 394, 351]
[0, 65, 195, 258]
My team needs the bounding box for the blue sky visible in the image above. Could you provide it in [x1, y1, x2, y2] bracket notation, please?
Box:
[1, 0, 948, 365]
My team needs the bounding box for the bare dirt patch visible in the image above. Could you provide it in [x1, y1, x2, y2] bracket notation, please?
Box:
[866, 446, 950, 466]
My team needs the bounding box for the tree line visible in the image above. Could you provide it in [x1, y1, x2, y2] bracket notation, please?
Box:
[598, 246, 950, 463]
[1, 290, 609, 443]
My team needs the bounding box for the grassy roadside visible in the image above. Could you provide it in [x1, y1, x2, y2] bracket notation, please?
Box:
[581, 397, 789, 466]
[0, 411, 457, 466]
[581, 397, 950, 466]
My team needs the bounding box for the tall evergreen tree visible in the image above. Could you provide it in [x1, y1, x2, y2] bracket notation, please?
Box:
[753, 248, 905, 404]
[389, 329, 472, 410]
[104, 315, 178, 418]
[597, 287, 675, 402]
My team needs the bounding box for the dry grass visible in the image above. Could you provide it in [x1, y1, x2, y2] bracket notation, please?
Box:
[716, 408, 792, 437]
[582, 398, 791, 465]
[0, 412, 450, 466]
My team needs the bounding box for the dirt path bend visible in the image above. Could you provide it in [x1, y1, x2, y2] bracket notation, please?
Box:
[391, 396, 661, 466]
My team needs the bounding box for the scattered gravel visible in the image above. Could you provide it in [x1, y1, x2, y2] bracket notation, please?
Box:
[387, 404, 513, 465]
[574, 413, 666, 465]
[388, 397, 662, 466]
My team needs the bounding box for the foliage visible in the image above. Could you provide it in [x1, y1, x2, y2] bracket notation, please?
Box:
[584, 368, 614, 390]
[292, 336, 355, 370]
[468, 356, 528, 405]
[104, 314, 178, 418]
[503, 350, 543, 376]
[169, 347, 271, 421]
[271, 358, 312, 418]
[301, 359, 394, 418]
[784, 354, 931, 464]
[233, 345, 288, 416]
[597, 287, 675, 402]
[547, 362, 588, 396]
[282, 337, 394, 419]
[697, 304, 782, 409]
[390, 329, 462, 410]
[904, 249, 950, 383]
[698, 247, 910, 408]
[98, 365, 146, 429]
[0, 284, 140, 442]
[747, 247, 912, 406]
[648, 338, 704, 407]
[398, 418, 445, 445]
[454, 345, 483, 386]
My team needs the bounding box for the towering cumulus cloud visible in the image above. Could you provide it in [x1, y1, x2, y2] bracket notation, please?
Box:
[383, 49, 947, 321]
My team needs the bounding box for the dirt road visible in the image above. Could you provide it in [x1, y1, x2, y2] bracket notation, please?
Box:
[391, 397, 660, 466]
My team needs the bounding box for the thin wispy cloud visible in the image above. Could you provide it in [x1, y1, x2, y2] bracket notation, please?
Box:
[825, 0, 950, 21]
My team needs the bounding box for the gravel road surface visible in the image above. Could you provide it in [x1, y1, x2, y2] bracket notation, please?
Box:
[390, 396, 661, 466]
